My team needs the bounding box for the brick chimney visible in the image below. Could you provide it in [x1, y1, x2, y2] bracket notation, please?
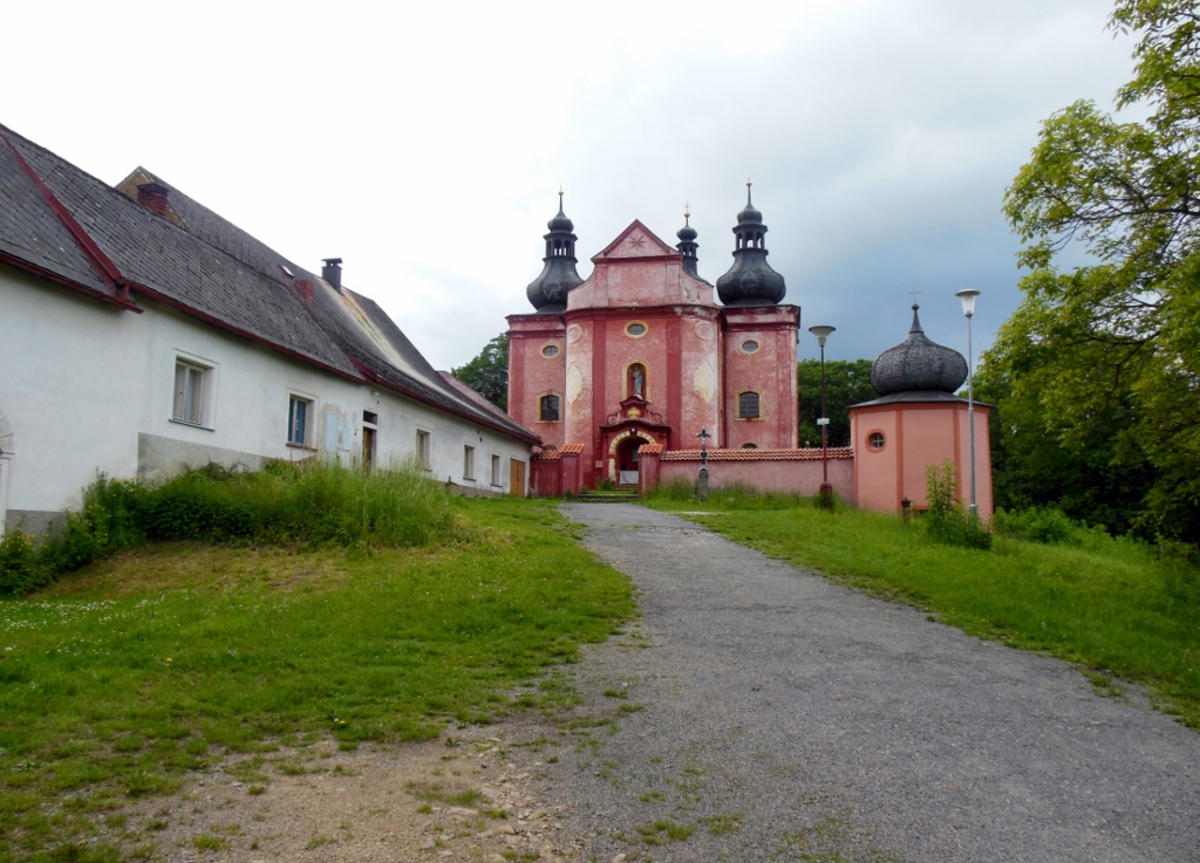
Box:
[322, 258, 343, 292]
[136, 182, 172, 218]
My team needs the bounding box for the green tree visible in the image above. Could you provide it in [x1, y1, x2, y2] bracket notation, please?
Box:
[974, 360, 1156, 536]
[797, 359, 876, 448]
[452, 333, 508, 411]
[996, 0, 1200, 543]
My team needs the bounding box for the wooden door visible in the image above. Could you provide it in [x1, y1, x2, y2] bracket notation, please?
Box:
[509, 458, 526, 498]
[362, 427, 376, 468]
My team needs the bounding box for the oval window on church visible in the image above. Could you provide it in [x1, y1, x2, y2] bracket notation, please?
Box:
[625, 322, 647, 338]
[868, 431, 886, 450]
[541, 344, 559, 358]
[741, 339, 760, 354]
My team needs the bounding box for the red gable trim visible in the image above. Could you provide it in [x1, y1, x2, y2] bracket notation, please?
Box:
[1, 132, 141, 312]
[129, 282, 366, 383]
[0, 251, 138, 311]
[351, 361, 541, 446]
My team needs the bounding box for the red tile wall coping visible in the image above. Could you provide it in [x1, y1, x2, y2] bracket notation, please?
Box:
[532, 443, 585, 461]
[660, 447, 854, 462]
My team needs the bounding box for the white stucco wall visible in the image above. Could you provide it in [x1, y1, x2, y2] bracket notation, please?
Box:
[0, 265, 530, 530]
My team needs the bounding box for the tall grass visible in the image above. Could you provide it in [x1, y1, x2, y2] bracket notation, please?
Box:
[649, 494, 1200, 728]
[645, 479, 814, 510]
[1, 462, 463, 595]
[0, 498, 635, 861]
[141, 460, 461, 548]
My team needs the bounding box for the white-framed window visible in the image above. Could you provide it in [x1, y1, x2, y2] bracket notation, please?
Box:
[287, 394, 314, 447]
[491, 453, 502, 487]
[172, 355, 216, 428]
[416, 429, 431, 470]
[361, 411, 378, 468]
[464, 444, 476, 480]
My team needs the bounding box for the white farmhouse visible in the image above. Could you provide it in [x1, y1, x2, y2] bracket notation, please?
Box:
[0, 124, 538, 536]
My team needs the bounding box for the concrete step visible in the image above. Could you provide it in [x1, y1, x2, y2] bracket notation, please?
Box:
[573, 492, 641, 503]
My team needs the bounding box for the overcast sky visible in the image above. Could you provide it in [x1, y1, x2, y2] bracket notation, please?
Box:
[5, 0, 1136, 370]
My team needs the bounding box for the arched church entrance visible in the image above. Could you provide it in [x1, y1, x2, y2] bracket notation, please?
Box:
[607, 428, 657, 487]
[617, 437, 642, 486]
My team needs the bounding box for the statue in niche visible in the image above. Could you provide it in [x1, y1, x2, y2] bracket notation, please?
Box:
[630, 364, 645, 398]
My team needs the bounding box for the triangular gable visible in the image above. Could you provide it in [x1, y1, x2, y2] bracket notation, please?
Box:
[592, 220, 677, 261]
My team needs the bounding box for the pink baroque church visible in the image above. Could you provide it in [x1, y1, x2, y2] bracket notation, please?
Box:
[506, 188, 992, 516]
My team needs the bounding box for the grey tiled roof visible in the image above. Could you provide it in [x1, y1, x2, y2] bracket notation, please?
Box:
[0, 135, 111, 295]
[0, 123, 538, 444]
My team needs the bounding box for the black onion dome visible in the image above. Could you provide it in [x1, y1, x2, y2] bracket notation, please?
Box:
[677, 210, 701, 278]
[716, 184, 785, 307]
[547, 201, 574, 232]
[736, 198, 763, 225]
[526, 193, 584, 313]
[870, 304, 968, 395]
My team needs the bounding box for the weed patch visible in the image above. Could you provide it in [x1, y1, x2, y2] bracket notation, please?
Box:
[637, 818, 694, 844]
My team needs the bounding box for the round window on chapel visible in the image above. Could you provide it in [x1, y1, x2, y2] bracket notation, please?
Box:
[625, 322, 647, 338]
[742, 339, 760, 354]
[541, 344, 559, 358]
[869, 432, 886, 450]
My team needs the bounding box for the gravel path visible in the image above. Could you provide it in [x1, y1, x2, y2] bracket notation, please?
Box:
[534, 503, 1200, 862]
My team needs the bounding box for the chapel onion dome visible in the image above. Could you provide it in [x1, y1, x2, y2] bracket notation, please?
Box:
[676, 209, 700, 278]
[715, 182, 786, 307]
[526, 191, 584, 313]
[870, 303, 969, 395]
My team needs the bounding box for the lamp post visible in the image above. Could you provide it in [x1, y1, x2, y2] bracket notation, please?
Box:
[955, 289, 980, 517]
[808, 325, 836, 509]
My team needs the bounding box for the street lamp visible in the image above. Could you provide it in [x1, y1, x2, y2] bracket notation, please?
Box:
[955, 289, 980, 517]
[808, 325, 836, 509]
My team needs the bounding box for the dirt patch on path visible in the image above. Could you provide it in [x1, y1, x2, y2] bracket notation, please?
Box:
[108, 720, 591, 863]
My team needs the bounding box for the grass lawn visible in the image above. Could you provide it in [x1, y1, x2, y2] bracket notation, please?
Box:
[645, 494, 1200, 730]
[0, 498, 635, 862]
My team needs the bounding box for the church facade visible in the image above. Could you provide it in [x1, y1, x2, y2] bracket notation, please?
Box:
[507, 189, 800, 489]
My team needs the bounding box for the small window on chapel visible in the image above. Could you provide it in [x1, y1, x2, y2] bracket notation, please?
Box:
[625, 322, 647, 338]
[539, 395, 561, 422]
[869, 432, 886, 450]
[738, 391, 761, 420]
[541, 344, 559, 358]
[741, 339, 760, 354]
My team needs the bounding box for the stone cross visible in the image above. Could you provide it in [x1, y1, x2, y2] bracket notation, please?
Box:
[696, 428, 712, 502]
